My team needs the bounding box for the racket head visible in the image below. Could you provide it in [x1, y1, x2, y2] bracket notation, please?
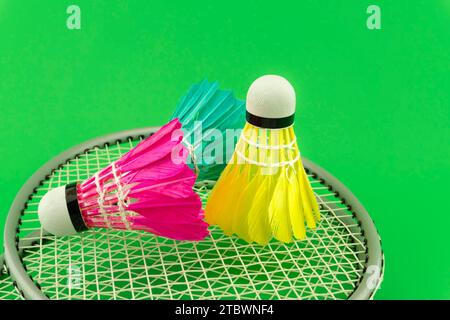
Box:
[3, 127, 384, 300]
[0, 255, 24, 300]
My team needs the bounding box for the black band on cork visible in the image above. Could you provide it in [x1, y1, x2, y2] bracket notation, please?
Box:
[65, 183, 88, 233]
[246, 111, 295, 129]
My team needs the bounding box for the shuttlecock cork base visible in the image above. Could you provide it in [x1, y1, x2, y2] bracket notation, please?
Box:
[38, 183, 87, 236]
[246, 75, 296, 129]
[38, 119, 209, 241]
[205, 75, 320, 245]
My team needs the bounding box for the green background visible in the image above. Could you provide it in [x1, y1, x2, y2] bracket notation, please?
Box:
[0, 0, 449, 299]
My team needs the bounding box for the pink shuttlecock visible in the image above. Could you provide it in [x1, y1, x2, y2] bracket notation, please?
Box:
[38, 119, 209, 241]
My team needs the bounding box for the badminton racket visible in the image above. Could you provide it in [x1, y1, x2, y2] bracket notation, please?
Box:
[3, 126, 384, 300]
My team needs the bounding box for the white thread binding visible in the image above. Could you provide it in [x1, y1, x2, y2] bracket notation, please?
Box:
[94, 172, 112, 229]
[182, 139, 200, 176]
[111, 162, 131, 230]
[236, 150, 300, 168]
[240, 133, 297, 150]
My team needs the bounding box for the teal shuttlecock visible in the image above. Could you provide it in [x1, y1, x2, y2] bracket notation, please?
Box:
[172, 80, 245, 181]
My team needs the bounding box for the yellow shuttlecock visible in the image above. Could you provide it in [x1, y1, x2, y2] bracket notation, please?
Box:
[205, 75, 320, 245]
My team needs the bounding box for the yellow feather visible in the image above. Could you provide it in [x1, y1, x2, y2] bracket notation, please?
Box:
[268, 169, 292, 243]
[286, 127, 319, 229]
[298, 159, 321, 221]
[245, 129, 273, 245]
[247, 169, 272, 245]
[288, 173, 306, 240]
[214, 125, 258, 235]
[232, 171, 261, 242]
[205, 158, 237, 224]
[284, 129, 306, 240]
[230, 126, 258, 237]
[268, 131, 293, 243]
[215, 164, 247, 235]
[206, 124, 249, 226]
[296, 161, 317, 229]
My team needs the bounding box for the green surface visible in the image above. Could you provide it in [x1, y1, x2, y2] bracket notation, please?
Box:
[0, 0, 448, 299]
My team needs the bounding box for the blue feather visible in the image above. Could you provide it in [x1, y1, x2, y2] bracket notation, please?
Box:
[171, 80, 245, 181]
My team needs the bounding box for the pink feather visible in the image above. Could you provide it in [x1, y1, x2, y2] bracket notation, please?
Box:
[76, 118, 209, 241]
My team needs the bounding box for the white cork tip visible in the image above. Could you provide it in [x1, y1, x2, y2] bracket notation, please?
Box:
[38, 186, 78, 236]
[246, 75, 296, 119]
